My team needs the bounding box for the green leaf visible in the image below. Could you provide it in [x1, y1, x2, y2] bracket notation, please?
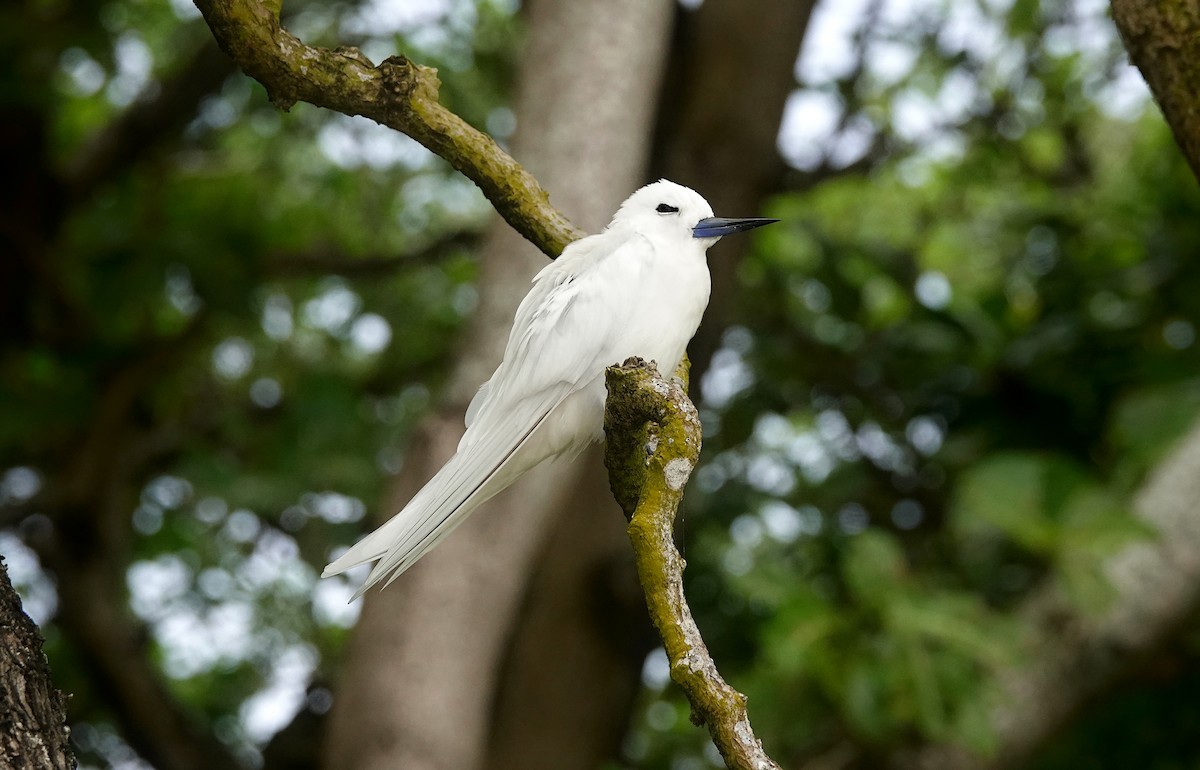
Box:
[842, 530, 908, 607]
[952, 452, 1058, 552]
[842, 658, 894, 742]
[900, 635, 947, 737]
[886, 594, 1016, 668]
[1110, 381, 1200, 471]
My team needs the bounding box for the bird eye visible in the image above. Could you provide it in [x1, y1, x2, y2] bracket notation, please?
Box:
[656, 203, 679, 214]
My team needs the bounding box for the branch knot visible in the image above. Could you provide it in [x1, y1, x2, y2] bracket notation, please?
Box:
[602, 357, 699, 520]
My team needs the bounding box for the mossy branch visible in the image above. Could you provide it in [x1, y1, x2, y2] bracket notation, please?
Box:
[192, 0, 584, 258]
[603, 358, 781, 770]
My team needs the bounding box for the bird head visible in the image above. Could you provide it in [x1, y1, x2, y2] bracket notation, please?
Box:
[609, 179, 778, 245]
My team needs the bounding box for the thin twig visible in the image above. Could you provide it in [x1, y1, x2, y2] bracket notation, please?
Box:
[603, 357, 781, 770]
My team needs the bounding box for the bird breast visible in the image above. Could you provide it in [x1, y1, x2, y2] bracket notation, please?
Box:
[573, 237, 709, 440]
[612, 234, 711, 373]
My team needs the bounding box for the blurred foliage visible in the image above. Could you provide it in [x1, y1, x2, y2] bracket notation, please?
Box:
[623, 1, 1200, 768]
[3, 0, 1200, 768]
[3, 0, 518, 765]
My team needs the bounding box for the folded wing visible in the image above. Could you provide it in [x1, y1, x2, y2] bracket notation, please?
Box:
[323, 230, 639, 595]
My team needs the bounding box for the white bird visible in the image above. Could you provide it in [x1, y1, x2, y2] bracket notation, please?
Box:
[323, 180, 777, 596]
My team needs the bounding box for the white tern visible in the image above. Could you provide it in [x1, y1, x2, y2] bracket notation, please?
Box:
[323, 179, 777, 595]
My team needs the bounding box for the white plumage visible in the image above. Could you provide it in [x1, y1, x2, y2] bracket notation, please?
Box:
[322, 180, 776, 596]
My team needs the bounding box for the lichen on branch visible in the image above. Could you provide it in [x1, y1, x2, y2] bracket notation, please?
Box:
[192, 0, 584, 258]
[603, 358, 781, 770]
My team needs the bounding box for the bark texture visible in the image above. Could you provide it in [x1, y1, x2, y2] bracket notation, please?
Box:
[0, 560, 74, 770]
[321, 1, 675, 769]
[35, 323, 244, 770]
[603, 358, 781, 770]
[1111, 0, 1200, 183]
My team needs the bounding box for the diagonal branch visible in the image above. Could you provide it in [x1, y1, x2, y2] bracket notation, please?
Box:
[1111, 0, 1200, 184]
[192, 0, 583, 258]
[602, 357, 781, 770]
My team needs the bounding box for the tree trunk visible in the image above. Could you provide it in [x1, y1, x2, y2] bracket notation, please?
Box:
[653, 0, 817, 374]
[320, 1, 675, 768]
[486, 4, 816, 768]
[1110, 0, 1200, 183]
[0, 560, 74, 770]
[484, 2, 816, 762]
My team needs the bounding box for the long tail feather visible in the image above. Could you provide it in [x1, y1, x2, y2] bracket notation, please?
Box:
[322, 398, 559, 597]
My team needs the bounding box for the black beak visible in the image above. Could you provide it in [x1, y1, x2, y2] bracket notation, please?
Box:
[692, 216, 780, 239]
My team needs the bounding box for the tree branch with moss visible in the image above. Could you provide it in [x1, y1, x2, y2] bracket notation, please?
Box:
[192, 0, 583, 257]
[603, 358, 781, 770]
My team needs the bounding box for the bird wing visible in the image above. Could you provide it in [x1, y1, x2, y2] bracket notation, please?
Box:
[466, 230, 643, 432]
[462, 231, 625, 432]
[324, 230, 647, 594]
